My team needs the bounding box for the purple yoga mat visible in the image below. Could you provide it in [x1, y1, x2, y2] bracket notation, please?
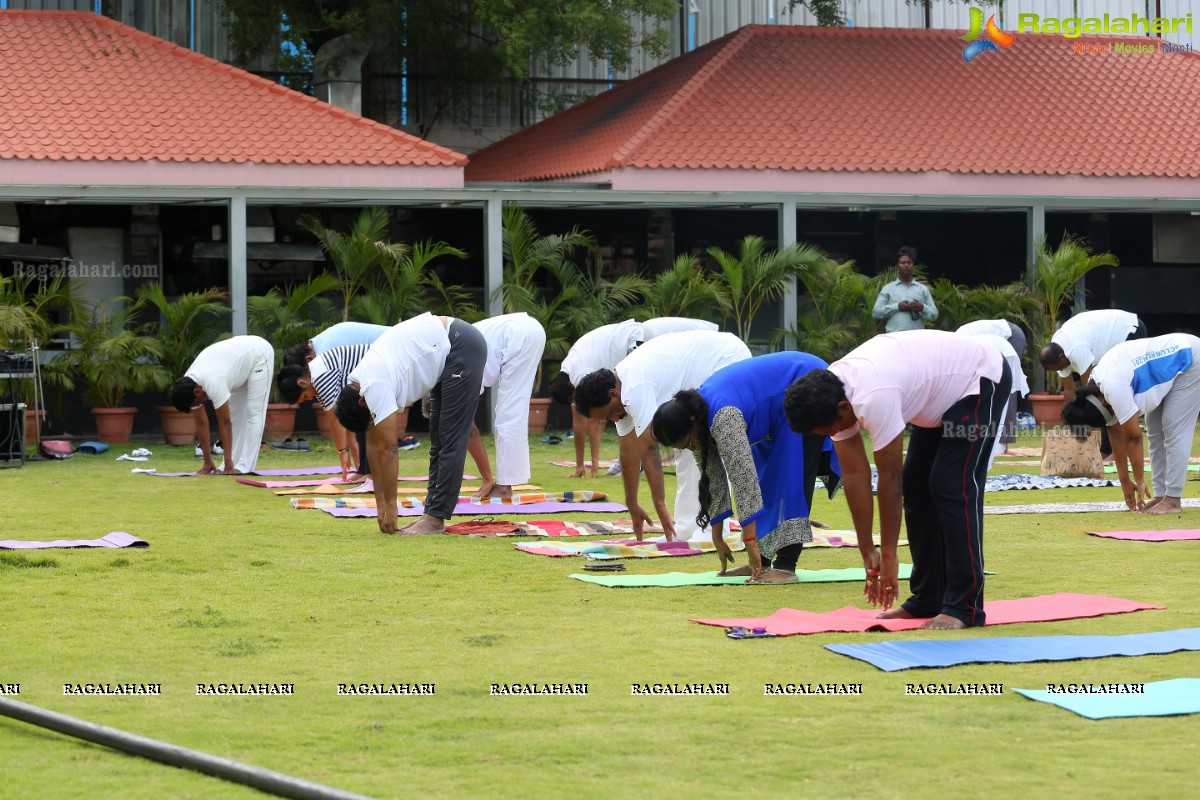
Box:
[0, 532, 148, 550]
[149, 466, 342, 477]
[1087, 529, 1200, 542]
[321, 501, 628, 518]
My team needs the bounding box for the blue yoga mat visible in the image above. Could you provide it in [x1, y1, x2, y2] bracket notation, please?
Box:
[825, 628, 1200, 672]
[1012, 678, 1200, 719]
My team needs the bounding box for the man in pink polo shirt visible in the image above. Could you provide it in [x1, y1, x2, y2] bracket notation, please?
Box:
[784, 330, 1011, 629]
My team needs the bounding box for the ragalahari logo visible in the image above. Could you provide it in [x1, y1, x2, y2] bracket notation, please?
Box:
[961, 7, 1016, 62]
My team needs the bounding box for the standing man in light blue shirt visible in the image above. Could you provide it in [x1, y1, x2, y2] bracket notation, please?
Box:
[872, 246, 938, 333]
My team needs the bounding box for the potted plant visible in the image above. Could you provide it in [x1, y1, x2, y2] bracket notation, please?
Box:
[497, 206, 648, 432]
[630, 253, 723, 322]
[706, 236, 830, 346]
[247, 273, 341, 441]
[136, 284, 231, 444]
[1024, 235, 1119, 425]
[46, 298, 169, 443]
[0, 273, 81, 444]
[301, 207, 409, 322]
[785, 254, 877, 362]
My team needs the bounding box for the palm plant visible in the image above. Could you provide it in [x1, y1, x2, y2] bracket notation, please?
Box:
[632, 253, 723, 322]
[351, 240, 474, 324]
[301, 207, 409, 322]
[134, 284, 231, 379]
[0, 273, 80, 351]
[247, 273, 342, 383]
[495, 206, 598, 363]
[47, 299, 168, 409]
[707, 236, 830, 343]
[1025, 235, 1119, 390]
[785, 256, 876, 362]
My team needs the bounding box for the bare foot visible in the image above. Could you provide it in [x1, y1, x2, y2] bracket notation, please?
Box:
[748, 569, 799, 584]
[1142, 497, 1182, 515]
[482, 485, 514, 500]
[721, 565, 753, 577]
[876, 607, 917, 619]
[400, 515, 446, 535]
[1141, 496, 1164, 510]
[921, 614, 967, 630]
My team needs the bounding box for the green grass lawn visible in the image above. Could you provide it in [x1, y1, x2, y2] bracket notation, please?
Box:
[2, 426, 1199, 799]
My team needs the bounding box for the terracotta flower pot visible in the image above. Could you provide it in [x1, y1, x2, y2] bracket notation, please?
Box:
[316, 406, 333, 440]
[92, 407, 138, 443]
[157, 406, 196, 445]
[527, 397, 552, 435]
[24, 407, 45, 445]
[264, 403, 298, 442]
[1028, 392, 1065, 428]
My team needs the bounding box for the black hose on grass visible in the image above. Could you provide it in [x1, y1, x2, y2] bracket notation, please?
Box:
[0, 697, 375, 800]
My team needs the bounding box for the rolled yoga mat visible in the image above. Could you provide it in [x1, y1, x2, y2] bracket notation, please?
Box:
[825, 627, 1200, 671]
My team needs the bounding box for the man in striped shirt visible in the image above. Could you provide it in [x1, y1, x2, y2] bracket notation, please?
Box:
[278, 343, 372, 482]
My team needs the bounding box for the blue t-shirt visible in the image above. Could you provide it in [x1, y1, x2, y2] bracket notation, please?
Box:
[310, 322, 390, 356]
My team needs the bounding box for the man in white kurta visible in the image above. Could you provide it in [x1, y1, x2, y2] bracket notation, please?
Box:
[469, 313, 547, 498]
[552, 317, 718, 478]
[573, 331, 752, 540]
[174, 335, 274, 474]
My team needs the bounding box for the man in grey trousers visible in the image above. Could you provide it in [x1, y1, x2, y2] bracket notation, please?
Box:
[335, 313, 487, 535]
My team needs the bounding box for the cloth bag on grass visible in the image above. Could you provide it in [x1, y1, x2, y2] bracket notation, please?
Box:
[1040, 427, 1104, 479]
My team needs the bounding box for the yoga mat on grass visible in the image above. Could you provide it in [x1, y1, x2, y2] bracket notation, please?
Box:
[987, 499, 1200, 515]
[322, 501, 627, 518]
[551, 460, 617, 469]
[691, 593, 1162, 636]
[1, 532, 148, 550]
[826, 628, 1200, 671]
[516, 520, 664, 538]
[571, 564, 915, 587]
[518, 536, 746, 558]
[237, 475, 477, 489]
[156, 470, 476, 481]
[293, 491, 610, 510]
[1087, 529, 1200, 542]
[274, 483, 540, 496]
[1012, 677, 1200, 719]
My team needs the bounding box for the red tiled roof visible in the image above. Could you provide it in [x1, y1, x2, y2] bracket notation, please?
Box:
[0, 11, 465, 167]
[466, 24, 1200, 182]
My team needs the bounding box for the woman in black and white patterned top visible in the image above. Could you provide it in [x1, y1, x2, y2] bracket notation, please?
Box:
[651, 352, 838, 583]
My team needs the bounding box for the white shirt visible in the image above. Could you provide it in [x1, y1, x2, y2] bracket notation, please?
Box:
[560, 320, 644, 381]
[614, 331, 752, 437]
[1051, 310, 1139, 377]
[186, 335, 272, 409]
[830, 331, 1004, 450]
[1091, 334, 1198, 424]
[956, 319, 1012, 339]
[474, 312, 546, 391]
[642, 317, 719, 338]
[348, 313, 450, 425]
[962, 333, 1029, 397]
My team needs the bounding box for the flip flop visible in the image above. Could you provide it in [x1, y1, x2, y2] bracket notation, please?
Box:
[78, 441, 109, 455]
[540, 435, 563, 445]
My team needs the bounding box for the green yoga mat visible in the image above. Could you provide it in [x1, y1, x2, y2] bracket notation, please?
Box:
[569, 564, 915, 588]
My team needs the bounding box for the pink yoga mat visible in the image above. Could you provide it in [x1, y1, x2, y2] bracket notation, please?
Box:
[691, 593, 1162, 636]
[237, 475, 476, 488]
[322, 501, 627, 518]
[157, 469, 476, 481]
[0, 532, 148, 550]
[1087, 529, 1200, 542]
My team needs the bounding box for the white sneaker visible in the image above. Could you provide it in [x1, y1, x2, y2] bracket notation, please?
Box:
[130, 448, 152, 458]
[194, 443, 203, 458]
[606, 461, 622, 476]
[211, 440, 224, 455]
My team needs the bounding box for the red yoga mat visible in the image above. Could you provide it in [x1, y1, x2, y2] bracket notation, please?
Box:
[691, 593, 1162, 636]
